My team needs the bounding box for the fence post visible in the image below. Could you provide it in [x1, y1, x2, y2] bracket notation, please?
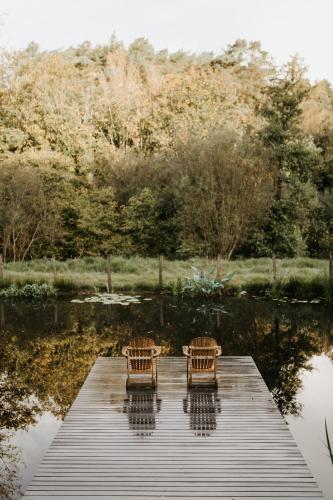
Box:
[216, 253, 222, 280]
[272, 253, 277, 295]
[51, 255, 57, 282]
[0, 254, 3, 284]
[107, 254, 112, 293]
[0, 303, 4, 331]
[216, 311, 221, 329]
[159, 255, 164, 289]
[160, 298, 164, 327]
[329, 252, 333, 302]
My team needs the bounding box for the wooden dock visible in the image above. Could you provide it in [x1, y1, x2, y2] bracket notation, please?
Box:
[24, 356, 323, 499]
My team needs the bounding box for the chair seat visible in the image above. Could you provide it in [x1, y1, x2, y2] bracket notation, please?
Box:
[128, 368, 153, 374]
[190, 366, 216, 373]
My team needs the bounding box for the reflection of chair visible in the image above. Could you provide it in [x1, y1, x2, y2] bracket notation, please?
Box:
[122, 337, 161, 387]
[183, 387, 221, 437]
[182, 337, 222, 386]
[123, 389, 161, 437]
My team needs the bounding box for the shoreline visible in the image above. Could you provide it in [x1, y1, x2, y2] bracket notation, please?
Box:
[0, 256, 332, 301]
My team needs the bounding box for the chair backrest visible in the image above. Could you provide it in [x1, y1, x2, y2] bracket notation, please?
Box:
[190, 337, 218, 348]
[127, 337, 155, 372]
[129, 337, 156, 349]
[189, 337, 218, 370]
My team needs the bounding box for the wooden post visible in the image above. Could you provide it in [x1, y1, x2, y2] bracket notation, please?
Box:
[51, 255, 57, 282]
[329, 252, 333, 302]
[0, 254, 3, 284]
[216, 254, 222, 280]
[159, 255, 163, 289]
[53, 304, 58, 324]
[272, 254, 277, 280]
[272, 253, 277, 295]
[107, 254, 112, 293]
[0, 303, 4, 331]
[160, 298, 164, 327]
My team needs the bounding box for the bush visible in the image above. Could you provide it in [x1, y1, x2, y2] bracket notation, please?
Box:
[170, 267, 235, 298]
[0, 283, 57, 300]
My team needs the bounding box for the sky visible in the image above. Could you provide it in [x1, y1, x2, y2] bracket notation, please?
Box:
[0, 0, 332, 83]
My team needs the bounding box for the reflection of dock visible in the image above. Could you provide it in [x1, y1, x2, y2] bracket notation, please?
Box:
[24, 357, 323, 499]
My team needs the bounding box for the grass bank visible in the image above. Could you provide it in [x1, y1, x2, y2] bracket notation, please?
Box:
[0, 256, 332, 300]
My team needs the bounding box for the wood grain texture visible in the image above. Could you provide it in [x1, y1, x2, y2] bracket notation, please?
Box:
[23, 356, 323, 499]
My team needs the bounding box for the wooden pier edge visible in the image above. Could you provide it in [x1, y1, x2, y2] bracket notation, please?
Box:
[23, 356, 323, 499]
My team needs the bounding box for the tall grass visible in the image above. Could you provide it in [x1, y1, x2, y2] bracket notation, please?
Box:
[0, 256, 332, 299]
[325, 419, 333, 466]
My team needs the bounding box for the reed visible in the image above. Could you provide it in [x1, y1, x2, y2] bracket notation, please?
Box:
[325, 419, 333, 466]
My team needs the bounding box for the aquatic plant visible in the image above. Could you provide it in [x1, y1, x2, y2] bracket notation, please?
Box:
[171, 267, 235, 298]
[0, 283, 57, 300]
[325, 419, 333, 466]
[71, 293, 150, 305]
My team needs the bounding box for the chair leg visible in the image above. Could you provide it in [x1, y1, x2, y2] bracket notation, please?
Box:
[214, 359, 217, 385]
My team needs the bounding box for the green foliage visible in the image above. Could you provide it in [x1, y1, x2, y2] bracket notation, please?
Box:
[172, 266, 235, 298]
[122, 188, 180, 257]
[0, 39, 332, 260]
[247, 59, 325, 258]
[0, 283, 57, 300]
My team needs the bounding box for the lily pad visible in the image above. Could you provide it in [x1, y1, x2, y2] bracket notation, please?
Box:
[71, 292, 148, 306]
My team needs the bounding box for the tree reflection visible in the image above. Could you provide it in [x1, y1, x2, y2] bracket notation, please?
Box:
[0, 430, 20, 500]
[0, 319, 118, 498]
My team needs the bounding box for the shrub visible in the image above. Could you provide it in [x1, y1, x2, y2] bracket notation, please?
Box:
[170, 267, 235, 298]
[0, 283, 57, 300]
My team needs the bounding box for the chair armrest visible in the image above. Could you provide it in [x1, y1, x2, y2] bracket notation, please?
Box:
[122, 346, 129, 357]
[153, 346, 162, 357]
[216, 346, 222, 357]
[182, 346, 189, 357]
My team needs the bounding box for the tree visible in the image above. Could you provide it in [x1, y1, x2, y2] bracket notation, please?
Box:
[250, 58, 323, 257]
[0, 151, 72, 260]
[176, 130, 272, 258]
[122, 188, 180, 256]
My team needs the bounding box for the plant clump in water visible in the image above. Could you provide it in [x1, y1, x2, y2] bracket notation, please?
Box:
[170, 267, 235, 298]
[71, 293, 144, 305]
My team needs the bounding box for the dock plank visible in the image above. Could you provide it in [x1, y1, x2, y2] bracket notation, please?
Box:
[23, 357, 323, 499]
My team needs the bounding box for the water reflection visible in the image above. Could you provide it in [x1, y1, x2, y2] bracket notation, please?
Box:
[183, 387, 221, 437]
[0, 430, 21, 499]
[0, 296, 332, 497]
[123, 388, 161, 437]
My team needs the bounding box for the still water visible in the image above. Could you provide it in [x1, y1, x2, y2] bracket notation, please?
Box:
[0, 294, 332, 499]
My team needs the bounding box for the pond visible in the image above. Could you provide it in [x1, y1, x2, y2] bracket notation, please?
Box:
[0, 294, 332, 499]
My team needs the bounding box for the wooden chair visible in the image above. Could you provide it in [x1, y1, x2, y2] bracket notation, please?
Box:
[182, 337, 222, 387]
[122, 337, 161, 388]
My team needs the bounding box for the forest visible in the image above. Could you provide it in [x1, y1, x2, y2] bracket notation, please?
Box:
[0, 37, 333, 261]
